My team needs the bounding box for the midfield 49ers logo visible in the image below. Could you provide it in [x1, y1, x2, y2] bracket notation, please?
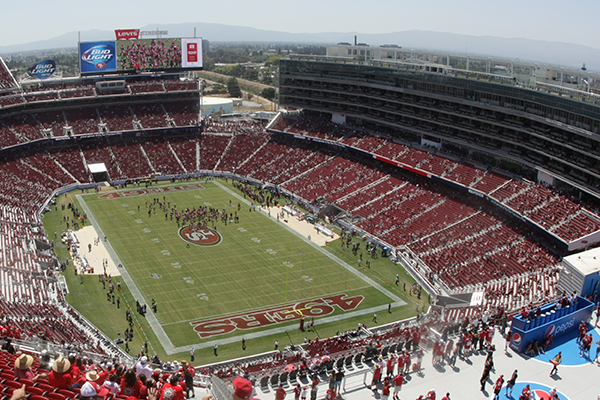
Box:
[179, 226, 222, 246]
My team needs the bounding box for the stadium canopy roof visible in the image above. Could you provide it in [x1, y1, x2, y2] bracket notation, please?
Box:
[563, 247, 600, 276]
[88, 163, 107, 174]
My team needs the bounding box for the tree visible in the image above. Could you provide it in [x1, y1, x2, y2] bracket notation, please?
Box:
[261, 87, 276, 101]
[227, 77, 242, 98]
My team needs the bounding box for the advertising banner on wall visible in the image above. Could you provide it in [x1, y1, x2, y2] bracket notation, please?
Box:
[79, 41, 117, 75]
[181, 38, 203, 68]
[115, 29, 140, 40]
[27, 60, 56, 79]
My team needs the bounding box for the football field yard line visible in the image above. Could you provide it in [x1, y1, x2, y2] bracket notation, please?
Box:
[157, 286, 374, 325]
[213, 180, 407, 305]
[76, 194, 177, 354]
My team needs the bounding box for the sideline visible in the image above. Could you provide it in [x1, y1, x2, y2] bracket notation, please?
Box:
[76, 194, 175, 355]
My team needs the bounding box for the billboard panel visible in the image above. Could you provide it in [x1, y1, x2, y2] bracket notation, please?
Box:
[115, 29, 140, 40]
[79, 41, 117, 75]
[79, 38, 202, 76]
[27, 60, 56, 79]
[181, 38, 203, 68]
[117, 38, 182, 71]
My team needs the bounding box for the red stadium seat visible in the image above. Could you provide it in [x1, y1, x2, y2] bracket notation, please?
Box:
[46, 392, 66, 400]
[26, 386, 47, 396]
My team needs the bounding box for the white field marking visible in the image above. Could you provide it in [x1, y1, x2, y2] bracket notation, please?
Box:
[131, 257, 362, 287]
[161, 250, 171, 256]
[122, 203, 129, 207]
[204, 202, 211, 206]
[266, 249, 277, 255]
[194, 195, 202, 199]
[171, 262, 182, 269]
[150, 278, 370, 302]
[134, 219, 143, 224]
[76, 194, 169, 354]
[197, 293, 209, 301]
[158, 286, 376, 327]
[183, 277, 194, 284]
[237, 227, 247, 232]
[251, 237, 261, 243]
[143, 228, 152, 233]
[128, 210, 135, 215]
[283, 261, 294, 268]
[212, 180, 404, 304]
[151, 238, 160, 244]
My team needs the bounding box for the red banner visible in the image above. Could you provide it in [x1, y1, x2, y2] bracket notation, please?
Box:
[115, 29, 140, 40]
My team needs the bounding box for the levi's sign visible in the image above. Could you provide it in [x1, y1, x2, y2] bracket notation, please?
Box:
[115, 29, 140, 40]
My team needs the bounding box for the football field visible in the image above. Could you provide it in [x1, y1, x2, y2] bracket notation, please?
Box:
[77, 180, 404, 354]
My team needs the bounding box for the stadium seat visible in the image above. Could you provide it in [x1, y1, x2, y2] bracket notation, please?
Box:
[25, 386, 46, 396]
[46, 392, 67, 400]
[259, 376, 269, 388]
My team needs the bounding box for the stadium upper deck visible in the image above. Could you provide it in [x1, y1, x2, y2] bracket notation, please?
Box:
[278, 55, 600, 205]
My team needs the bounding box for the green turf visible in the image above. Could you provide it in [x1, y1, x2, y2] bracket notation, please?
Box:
[43, 179, 420, 362]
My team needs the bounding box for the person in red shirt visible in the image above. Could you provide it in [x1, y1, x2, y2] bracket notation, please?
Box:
[74, 369, 108, 390]
[441, 393, 450, 400]
[159, 375, 184, 400]
[14, 354, 45, 383]
[324, 388, 335, 400]
[371, 365, 382, 393]
[381, 379, 391, 400]
[426, 389, 436, 400]
[48, 357, 73, 390]
[505, 330, 512, 353]
[275, 384, 286, 400]
[293, 383, 301, 400]
[392, 374, 404, 400]
[121, 368, 143, 397]
[493, 375, 504, 400]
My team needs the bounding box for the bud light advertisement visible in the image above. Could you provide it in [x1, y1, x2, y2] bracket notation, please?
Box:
[27, 60, 56, 79]
[79, 41, 117, 75]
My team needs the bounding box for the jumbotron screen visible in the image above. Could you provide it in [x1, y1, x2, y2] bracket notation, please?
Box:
[79, 38, 202, 75]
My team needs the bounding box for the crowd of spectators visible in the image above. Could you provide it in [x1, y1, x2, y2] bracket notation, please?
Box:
[0, 59, 18, 91]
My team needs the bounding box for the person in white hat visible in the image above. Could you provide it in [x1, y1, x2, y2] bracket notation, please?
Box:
[80, 381, 110, 400]
[136, 356, 153, 377]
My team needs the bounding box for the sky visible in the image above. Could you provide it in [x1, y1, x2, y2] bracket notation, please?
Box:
[2, 0, 599, 49]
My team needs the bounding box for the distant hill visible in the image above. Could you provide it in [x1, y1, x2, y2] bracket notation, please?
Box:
[1, 22, 598, 71]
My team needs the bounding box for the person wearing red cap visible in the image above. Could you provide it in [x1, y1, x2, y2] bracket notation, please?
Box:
[232, 377, 256, 400]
